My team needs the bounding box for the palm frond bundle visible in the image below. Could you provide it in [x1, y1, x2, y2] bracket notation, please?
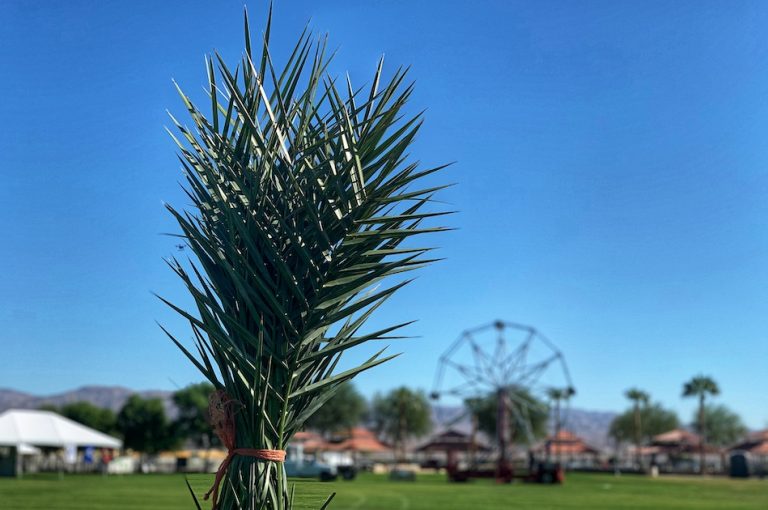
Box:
[161, 9, 448, 510]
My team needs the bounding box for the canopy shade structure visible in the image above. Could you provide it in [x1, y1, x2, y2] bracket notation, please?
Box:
[0, 409, 122, 449]
[17, 443, 41, 455]
[416, 430, 492, 454]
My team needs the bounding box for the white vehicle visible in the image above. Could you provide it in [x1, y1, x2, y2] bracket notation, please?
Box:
[284, 443, 337, 481]
[317, 450, 357, 480]
[106, 456, 136, 475]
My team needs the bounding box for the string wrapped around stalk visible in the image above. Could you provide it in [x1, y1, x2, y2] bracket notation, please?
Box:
[204, 390, 286, 508]
[160, 7, 449, 509]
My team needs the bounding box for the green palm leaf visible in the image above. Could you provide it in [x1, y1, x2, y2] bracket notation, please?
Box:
[161, 8, 448, 510]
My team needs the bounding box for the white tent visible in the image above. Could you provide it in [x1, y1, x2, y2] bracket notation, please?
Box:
[17, 443, 41, 455]
[0, 409, 122, 449]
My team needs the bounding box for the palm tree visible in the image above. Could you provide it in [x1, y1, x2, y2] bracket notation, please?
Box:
[682, 375, 720, 475]
[161, 10, 448, 509]
[546, 386, 576, 464]
[624, 388, 649, 469]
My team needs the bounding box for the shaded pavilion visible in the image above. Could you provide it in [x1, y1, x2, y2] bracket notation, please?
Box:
[729, 429, 768, 473]
[634, 428, 724, 473]
[730, 429, 768, 455]
[415, 429, 491, 469]
[532, 429, 600, 467]
[329, 427, 390, 454]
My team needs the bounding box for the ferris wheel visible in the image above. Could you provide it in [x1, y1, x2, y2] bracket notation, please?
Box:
[430, 320, 574, 447]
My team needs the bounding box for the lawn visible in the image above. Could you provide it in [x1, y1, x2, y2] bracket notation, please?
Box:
[0, 472, 766, 509]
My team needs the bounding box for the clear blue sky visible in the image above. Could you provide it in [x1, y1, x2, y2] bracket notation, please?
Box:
[2, 1, 767, 428]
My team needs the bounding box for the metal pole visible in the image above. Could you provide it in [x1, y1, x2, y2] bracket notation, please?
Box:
[496, 387, 511, 481]
[555, 397, 561, 466]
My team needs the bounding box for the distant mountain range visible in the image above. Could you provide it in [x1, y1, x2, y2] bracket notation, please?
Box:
[0, 386, 176, 417]
[0, 386, 617, 450]
[561, 408, 618, 449]
[431, 405, 617, 450]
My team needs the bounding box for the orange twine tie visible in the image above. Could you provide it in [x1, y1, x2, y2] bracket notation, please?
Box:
[203, 390, 286, 509]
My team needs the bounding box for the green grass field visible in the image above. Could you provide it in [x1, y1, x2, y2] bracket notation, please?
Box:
[0, 472, 766, 509]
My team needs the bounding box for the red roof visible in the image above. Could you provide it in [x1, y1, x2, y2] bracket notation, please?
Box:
[533, 430, 599, 455]
[295, 428, 391, 453]
[652, 429, 701, 446]
[650, 429, 722, 453]
[292, 431, 330, 453]
[552, 430, 579, 442]
[748, 430, 768, 442]
[729, 429, 768, 454]
[328, 437, 390, 453]
[327, 428, 390, 453]
[348, 427, 379, 440]
[293, 431, 322, 442]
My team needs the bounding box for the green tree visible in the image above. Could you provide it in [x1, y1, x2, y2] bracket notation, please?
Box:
[172, 382, 216, 448]
[372, 387, 432, 459]
[693, 404, 746, 447]
[116, 395, 175, 455]
[682, 375, 719, 474]
[59, 401, 117, 435]
[465, 387, 549, 446]
[305, 382, 367, 438]
[624, 388, 650, 467]
[609, 402, 679, 444]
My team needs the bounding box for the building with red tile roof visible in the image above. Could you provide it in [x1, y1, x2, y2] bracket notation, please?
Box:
[533, 429, 600, 457]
